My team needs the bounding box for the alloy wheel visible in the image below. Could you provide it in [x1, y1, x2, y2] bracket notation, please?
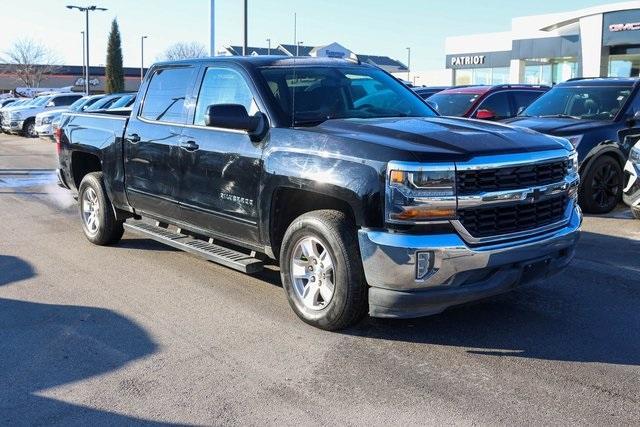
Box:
[290, 236, 335, 310]
[591, 162, 620, 209]
[82, 187, 100, 234]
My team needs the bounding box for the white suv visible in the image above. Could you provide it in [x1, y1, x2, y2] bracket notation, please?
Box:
[3, 93, 82, 137]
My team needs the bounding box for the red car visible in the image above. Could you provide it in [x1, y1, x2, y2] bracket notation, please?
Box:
[426, 84, 549, 120]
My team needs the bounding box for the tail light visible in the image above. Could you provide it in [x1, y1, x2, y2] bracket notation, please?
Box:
[54, 126, 62, 155]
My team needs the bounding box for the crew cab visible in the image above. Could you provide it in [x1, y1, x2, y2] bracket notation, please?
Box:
[506, 78, 640, 214]
[427, 84, 549, 120]
[57, 57, 581, 330]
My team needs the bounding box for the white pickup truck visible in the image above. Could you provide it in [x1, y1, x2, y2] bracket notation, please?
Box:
[2, 92, 82, 137]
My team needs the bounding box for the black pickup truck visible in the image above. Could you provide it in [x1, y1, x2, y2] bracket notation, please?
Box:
[57, 57, 581, 330]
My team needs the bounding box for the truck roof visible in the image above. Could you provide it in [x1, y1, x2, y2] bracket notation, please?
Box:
[559, 77, 639, 87]
[153, 56, 374, 69]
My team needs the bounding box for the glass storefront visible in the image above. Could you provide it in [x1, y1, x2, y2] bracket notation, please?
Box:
[608, 46, 640, 77]
[524, 58, 578, 85]
[454, 67, 509, 85]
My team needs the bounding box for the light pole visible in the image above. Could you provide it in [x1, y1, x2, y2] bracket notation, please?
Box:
[243, 0, 248, 55]
[406, 47, 411, 83]
[266, 38, 271, 55]
[67, 5, 107, 95]
[297, 41, 303, 57]
[81, 31, 85, 93]
[140, 36, 148, 82]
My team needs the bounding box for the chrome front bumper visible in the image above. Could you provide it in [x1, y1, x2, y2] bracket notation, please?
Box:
[35, 123, 53, 137]
[358, 203, 582, 318]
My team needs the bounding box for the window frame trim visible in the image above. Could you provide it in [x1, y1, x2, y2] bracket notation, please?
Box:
[137, 64, 197, 125]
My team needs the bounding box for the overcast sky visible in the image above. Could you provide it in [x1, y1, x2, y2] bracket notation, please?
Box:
[0, 0, 622, 71]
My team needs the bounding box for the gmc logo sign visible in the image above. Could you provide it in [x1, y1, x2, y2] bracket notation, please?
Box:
[609, 22, 640, 32]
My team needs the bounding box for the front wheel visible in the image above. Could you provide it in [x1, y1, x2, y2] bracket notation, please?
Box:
[78, 172, 124, 245]
[579, 156, 623, 214]
[23, 119, 36, 138]
[279, 210, 367, 331]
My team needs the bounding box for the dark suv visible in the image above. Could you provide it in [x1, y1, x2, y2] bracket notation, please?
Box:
[506, 78, 640, 214]
[426, 84, 549, 120]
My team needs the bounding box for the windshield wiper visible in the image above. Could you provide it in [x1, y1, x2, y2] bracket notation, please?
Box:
[538, 114, 581, 119]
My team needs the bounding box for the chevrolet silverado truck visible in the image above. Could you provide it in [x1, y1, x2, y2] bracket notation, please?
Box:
[57, 57, 582, 330]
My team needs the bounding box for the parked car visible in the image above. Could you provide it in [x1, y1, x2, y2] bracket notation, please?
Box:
[426, 84, 549, 120]
[35, 95, 105, 139]
[623, 141, 640, 219]
[57, 56, 581, 330]
[84, 93, 134, 112]
[506, 77, 640, 214]
[2, 92, 83, 137]
[413, 86, 451, 99]
[0, 98, 35, 133]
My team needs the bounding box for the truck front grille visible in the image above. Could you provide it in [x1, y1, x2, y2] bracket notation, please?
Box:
[458, 195, 567, 238]
[457, 160, 569, 194]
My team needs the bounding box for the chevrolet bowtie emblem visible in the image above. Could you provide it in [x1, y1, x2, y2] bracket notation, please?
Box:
[528, 188, 543, 203]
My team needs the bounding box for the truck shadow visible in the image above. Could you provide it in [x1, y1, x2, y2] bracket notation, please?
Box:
[0, 255, 172, 425]
[348, 230, 640, 366]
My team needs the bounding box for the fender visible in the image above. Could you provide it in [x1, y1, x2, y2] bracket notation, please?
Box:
[260, 148, 387, 246]
[579, 140, 626, 177]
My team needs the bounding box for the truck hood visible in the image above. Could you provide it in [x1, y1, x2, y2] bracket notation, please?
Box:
[302, 117, 569, 162]
[504, 116, 609, 136]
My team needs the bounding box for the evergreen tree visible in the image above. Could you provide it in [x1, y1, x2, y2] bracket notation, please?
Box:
[105, 19, 124, 93]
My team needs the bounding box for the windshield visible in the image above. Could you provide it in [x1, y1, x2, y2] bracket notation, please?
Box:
[85, 96, 119, 111]
[109, 94, 134, 109]
[32, 96, 51, 107]
[522, 85, 633, 120]
[69, 97, 90, 111]
[259, 66, 436, 126]
[426, 92, 480, 116]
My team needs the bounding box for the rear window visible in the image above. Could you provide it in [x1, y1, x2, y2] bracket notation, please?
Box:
[140, 67, 196, 123]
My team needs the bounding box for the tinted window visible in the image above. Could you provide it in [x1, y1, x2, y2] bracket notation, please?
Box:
[477, 92, 511, 119]
[260, 66, 435, 126]
[427, 93, 480, 116]
[523, 85, 633, 120]
[53, 95, 82, 106]
[141, 67, 195, 123]
[512, 91, 544, 115]
[109, 94, 135, 109]
[194, 68, 257, 125]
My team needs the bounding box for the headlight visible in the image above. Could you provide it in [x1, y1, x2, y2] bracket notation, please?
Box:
[386, 162, 456, 223]
[565, 135, 583, 149]
[569, 151, 579, 173]
[41, 116, 52, 124]
[630, 144, 640, 164]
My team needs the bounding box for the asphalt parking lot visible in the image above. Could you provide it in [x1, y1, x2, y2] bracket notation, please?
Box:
[1, 133, 639, 425]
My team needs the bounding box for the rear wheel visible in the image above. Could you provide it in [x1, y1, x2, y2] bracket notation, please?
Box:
[78, 172, 124, 245]
[579, 156, 622, 214]
[279, 210, 367, 331]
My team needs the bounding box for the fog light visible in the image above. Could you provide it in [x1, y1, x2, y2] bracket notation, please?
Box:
[416, 251, 434, 280]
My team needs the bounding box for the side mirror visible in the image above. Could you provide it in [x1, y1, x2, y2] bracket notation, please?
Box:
[627, 110, 640, 127]
[516, 106, 526, 116]
[204, 104, 268, 141]
[46, 101, 55, 108]
[475, 109, 496, 120]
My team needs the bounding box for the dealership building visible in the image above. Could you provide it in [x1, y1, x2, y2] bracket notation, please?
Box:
[444, 1, 640, 86]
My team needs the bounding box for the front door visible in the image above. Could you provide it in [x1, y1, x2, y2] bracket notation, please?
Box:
[178, 65, 266, 246]
[124, 65, 197, 221]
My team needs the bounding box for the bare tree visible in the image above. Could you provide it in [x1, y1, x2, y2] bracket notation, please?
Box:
[2, 38, 60, 88]
[161, 42, 208, 61]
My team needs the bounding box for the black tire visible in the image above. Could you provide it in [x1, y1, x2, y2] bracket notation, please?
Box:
[632, 208, 640, 220]
[279, 210, 367, 331]
[579, 155, 623, 214]
[78, 172, 124, 245]
[22, 119, 36, 138]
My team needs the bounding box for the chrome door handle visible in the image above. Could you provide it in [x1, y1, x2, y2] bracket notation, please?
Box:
[179, 140, 199, 151]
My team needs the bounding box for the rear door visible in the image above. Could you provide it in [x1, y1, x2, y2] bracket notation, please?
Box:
[124, 65, 197, 221]
[178, 64, 266, 245]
